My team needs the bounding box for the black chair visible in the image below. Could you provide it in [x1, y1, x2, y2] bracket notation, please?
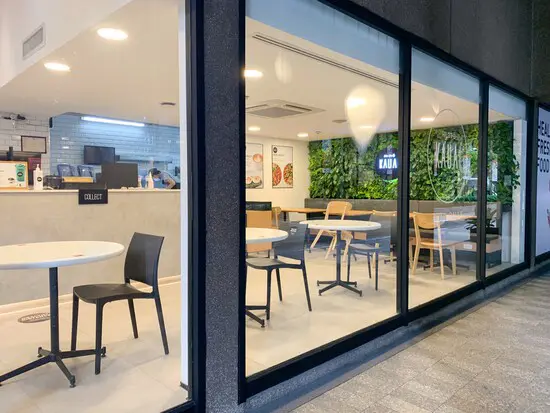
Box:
[346, 214, 393, 291]
[246, 223, 312, 327]
[70, 233, 169, 375]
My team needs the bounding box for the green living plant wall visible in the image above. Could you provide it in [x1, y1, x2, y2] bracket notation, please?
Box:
[308, 121, 518, 205]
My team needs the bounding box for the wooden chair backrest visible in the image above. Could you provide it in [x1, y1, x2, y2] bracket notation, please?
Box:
[325, 201, 352, 220]
[412, 212, 444, 245]
[272, 206, 282, 228]
[373, 210, 397, 217]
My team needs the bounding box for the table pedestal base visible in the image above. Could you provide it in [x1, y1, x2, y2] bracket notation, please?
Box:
[317, 280, 362, 296]
[0, 346, 105, 388]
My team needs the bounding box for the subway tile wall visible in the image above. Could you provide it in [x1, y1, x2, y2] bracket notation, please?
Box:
[0, 116, 50, 174]
[50, 113, 181, 178]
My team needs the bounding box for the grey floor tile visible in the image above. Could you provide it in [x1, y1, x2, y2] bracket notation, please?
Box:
[388, 384, 442, 411]
[434, 405, 468, 413]
[362, 403, 399, 413]
[324, 384, 380, 411]
[379, 394, 432, 413]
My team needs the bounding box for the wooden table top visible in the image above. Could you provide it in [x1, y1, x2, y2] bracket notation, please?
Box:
[280, 207, 326, 214]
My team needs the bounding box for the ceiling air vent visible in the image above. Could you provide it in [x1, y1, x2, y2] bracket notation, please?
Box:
[246, 99, 323, 119]
[22, 25, 45, 60]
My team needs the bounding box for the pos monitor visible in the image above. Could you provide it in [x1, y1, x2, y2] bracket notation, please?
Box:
[99, 163, 138, 189]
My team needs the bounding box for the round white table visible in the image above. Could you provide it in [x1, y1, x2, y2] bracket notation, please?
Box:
[245, 228, 288, 327]
[300, 220, 381, 297]
[0, 241, 124, 388]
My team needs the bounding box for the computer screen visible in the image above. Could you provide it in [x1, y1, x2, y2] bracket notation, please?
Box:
[99, 163, 138, 189]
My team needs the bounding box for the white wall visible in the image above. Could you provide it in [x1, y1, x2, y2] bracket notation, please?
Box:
[0, 0, 132, 88]
[246, 135, 310, 214]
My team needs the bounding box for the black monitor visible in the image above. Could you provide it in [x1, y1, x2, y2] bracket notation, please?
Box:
[84, 146, 116, 165]
[98, 163, 138, 189]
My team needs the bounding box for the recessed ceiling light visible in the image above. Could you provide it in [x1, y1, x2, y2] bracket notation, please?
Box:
[248, 126, 261, 132]
[244, 69, 263, 78]
[420, 117, 435, 122]
[297, 132, 309, 138]
[359, 125, 373, 129]
[44, 62, 71, 72]
[97, 28, 128, 41]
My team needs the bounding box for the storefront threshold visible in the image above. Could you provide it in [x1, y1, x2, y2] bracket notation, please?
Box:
[244, 264, 543, 413]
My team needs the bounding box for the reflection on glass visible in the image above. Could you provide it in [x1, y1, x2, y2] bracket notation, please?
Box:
[245, 0, 399, 376]
[408, 49, 479, 309]
[487, 86, 527, 274]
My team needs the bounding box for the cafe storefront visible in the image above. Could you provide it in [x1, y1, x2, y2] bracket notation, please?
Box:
[0, 0, 549, 412]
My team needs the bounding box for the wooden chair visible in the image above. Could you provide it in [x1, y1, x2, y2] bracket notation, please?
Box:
[309, 201, 353, 259]
[411, 212, 458, 279]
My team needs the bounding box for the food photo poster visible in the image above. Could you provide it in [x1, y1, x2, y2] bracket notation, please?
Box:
[246, 143, 264, 189]
[272, 145, 293, 188]
[537, 107, 550, 256]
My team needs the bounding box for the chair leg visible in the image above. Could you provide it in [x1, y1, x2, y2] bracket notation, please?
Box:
[301, 265, 312, 311]
[347, 248, 352, 282]
[451, 246, 457, 276]
[95, 303, 104, 375]
[128, 299, 138, 339]
[310, 230, 323, 250]
[325, 236, 336, 259]
[266, 270, 273, 320]
[154, 295, 170, 355]
[367, 253, 372, 279]
[439, 246, 445, 279]
[409, 243, 413, 268]
[412, 245, 420, 275]
[375, 252, 379, 291]
[276, 269, 283, 301]
[70, 294, 79, 351]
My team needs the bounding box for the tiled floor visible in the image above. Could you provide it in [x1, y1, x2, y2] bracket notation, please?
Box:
[246, 248, 476, 374]
[0, 282, 188, 413]
[292, 275, 550, 413]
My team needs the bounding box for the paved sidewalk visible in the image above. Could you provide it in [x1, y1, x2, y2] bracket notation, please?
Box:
[293, 276, 550, 413]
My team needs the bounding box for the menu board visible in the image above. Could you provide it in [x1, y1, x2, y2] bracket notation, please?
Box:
[245, 143, 264, 189]
[0, 161, 28, 189]
[272, 145, 293, 188]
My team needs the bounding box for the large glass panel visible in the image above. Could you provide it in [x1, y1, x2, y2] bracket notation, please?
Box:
[245, 0, 399, 375]
[487, 86, 527, 274]
[0, 1, 190, 411]
[409, 49, 479, 308]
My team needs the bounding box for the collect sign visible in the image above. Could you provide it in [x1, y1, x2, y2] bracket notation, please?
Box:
[536, 107, 550, 256]
[375, 147, 398, 180]
[78, 189, 108, 205]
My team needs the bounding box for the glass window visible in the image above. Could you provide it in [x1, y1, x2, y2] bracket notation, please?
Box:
[0, 1, 190, 411]
[245, 0, 399, 376]
[409, 49, 479, 308]
[487, 86, 527, 273]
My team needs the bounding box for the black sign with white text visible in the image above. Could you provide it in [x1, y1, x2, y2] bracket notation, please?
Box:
[375, 147, 398, 180]
[78, 189, 108, 205]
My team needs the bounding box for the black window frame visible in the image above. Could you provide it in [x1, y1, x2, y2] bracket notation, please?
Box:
[239, 0, 537, 401]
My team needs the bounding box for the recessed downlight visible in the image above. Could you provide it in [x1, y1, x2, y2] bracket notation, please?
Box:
[248, 126, 261, 132]
[97, 28, 128, 41]
[420, 117, 435, 123]
[44, 62, 71, 72]
[244, 69, 263, 78]
[297, 132, 309, 138]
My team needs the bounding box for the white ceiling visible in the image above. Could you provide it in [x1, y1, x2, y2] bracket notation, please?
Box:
[0, 0, 510, 142]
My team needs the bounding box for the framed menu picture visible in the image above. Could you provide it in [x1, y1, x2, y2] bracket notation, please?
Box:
[246, 143, 264, 189]
[21, 136, 47, 153]
[0, 161, 29, 189]
[272, 145, 293, 188]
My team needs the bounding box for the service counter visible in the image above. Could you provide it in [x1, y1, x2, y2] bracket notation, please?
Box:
[0, 189, 181, 306]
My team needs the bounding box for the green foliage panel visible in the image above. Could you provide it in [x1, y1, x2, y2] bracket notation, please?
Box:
[308, 121, 518, 205]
